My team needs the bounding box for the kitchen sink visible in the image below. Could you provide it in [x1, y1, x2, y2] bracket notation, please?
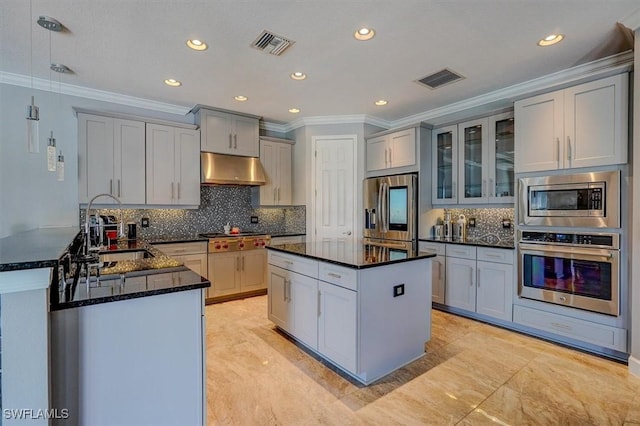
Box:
[99, 249, 154, 262]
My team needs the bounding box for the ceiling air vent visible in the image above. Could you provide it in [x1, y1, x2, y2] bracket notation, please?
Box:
[416, 68, 465, 89]
[251, 30, 295, 56]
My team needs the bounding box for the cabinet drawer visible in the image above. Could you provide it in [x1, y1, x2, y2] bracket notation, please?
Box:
[269, 236, 305, 245]
[318, 262, 357, 291]
[476, 247, 514, 264]
[155, 242, 208, 256]
[445, 244, 476, 260]
[419, 241, 445, 256]
[513, 305, 626, 352]
[268, 251, 318, 278]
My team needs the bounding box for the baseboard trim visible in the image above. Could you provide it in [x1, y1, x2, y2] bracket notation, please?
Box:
[629, 355, 640, 377]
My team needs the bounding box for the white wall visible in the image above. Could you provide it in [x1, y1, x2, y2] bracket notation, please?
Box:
[0, 83, 192, 238]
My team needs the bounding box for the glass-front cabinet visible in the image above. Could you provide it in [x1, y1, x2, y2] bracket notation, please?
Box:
[431, 112, 514, 205]
[458, 118, 488, 204]
[488, 113, 515, 203]
[431, 125, 458, 205]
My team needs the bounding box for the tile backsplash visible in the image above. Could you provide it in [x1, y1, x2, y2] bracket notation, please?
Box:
[80, 186, 306, 240]
[428, 207, 515, 243]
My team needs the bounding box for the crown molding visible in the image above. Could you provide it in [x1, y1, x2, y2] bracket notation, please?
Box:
[262, 114, 391, 134]
[0, 71, 192, 116]
[2, 50, 633, 133]
[391, 51, 634, 129]
[620, 7, 640, 31]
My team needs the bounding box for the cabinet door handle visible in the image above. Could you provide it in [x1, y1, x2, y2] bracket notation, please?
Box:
[110, 179, 113, 195]
[177, 182, 181, 200]
[567, 136, 572, 164]
[242, 256, 245, 271]
[452, 182, 457, 200]
[171, 182, 175, 199]
[477, 269, 480, 287]
[384, 149, 388, 166]
[117, 179, 121, 198]
[438, 262, 442, 280]
[388, 147, 392, 165]
[317, 290, 321, 316]
[234, 134, 237, 149]
[277, 187, 280, 202]
[489, 178, 494, 197]
[556, 137, 560, 163]
[229, 134, 233, 149]
[283, 279, 289, 301]
[482, 179, 486, 197]
[273, 188, 277, 203]
[328, 272, 342, 279]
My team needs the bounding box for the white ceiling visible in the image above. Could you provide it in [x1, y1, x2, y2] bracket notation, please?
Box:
[1, 1, 638, 126]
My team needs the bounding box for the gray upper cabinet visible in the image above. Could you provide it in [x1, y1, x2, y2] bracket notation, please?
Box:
[194, 106, 260, 157]
[78, 113, 146, 205]
[514, 73, 628, 173]
[366, 127, 417, 173]
[432, 112, 514, 206]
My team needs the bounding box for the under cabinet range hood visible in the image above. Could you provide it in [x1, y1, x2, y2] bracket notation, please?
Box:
[201, 152, 266, 186]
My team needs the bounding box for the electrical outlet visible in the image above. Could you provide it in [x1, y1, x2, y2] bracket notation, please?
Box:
[250, 216, 259, 224]
[468, 217, 476, 227]
[502, 218, 511, 229]
[141, 217, 150, 228]
[393, 284, 405, 297]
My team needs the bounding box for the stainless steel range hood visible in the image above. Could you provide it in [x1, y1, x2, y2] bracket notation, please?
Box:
[201, 152, 266, 186]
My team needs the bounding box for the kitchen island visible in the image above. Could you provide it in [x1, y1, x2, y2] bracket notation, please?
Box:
[0, 228, 210, 426]
[266, 241, 435, 385]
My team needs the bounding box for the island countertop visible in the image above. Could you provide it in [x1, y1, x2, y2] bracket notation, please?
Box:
[267, 240, 435, 269]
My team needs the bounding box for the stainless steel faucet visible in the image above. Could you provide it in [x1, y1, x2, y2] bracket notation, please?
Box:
[84, 193, 125, 254]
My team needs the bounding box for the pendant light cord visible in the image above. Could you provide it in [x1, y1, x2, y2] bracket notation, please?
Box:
[29, 0, 33, 89]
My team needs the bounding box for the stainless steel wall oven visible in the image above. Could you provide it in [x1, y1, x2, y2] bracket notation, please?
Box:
[518, 231, 620, 316]
[518, 170, 620, 228]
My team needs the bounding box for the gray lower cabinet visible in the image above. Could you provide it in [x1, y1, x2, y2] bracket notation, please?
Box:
[420, 241, 513, 322]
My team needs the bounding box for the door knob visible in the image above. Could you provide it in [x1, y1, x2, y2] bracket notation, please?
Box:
[342, 231, 352, 236]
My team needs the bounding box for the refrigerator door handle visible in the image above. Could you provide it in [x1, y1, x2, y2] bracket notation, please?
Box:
[377, 182, 384, 231]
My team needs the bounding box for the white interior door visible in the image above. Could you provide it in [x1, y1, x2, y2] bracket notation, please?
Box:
[313, 135, 356, 242]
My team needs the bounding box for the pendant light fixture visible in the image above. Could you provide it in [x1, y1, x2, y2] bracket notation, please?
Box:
[38, 14, 68, 178]
[26, 0, 39, 153]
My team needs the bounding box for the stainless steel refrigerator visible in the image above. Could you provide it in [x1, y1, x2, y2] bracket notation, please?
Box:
[363, 173, 418, 250]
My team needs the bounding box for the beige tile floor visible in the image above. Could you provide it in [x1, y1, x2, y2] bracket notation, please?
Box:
[205, 296, 640, 425]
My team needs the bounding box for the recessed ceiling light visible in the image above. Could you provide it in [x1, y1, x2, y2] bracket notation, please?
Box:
[164, 78, 182, 87]
[375, 100, 388, 106]
[186, 39, 208, 51]
[234, 95, 248, 101]
[288, 108, 300, 114]
[290, 72, 307, 80]
[354, 27, 375, 41]
[538, 34, 564, 46]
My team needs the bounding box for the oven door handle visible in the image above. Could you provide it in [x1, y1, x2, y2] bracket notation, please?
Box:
[519, 244, 616, 260]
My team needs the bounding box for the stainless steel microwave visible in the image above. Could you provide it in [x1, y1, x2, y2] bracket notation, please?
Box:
[518, 170, 620, 228]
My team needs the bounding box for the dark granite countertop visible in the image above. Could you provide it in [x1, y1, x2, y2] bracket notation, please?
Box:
[52, 267, 209, 311]
[419, 237, 515, 250]
[0, 227, 81, 272]
[51, 238, 210, 310]
[148, 236, 209, 245]
[267, 241, 435, 269]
